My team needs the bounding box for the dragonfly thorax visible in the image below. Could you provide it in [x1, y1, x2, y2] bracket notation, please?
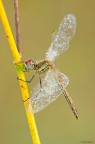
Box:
[35, 60, 52, 74]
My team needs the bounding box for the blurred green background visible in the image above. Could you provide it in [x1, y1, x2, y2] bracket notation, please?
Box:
[0, 0, 95, 144]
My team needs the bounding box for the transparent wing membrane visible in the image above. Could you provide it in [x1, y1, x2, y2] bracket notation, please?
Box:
[26, 70, 69, 113]
[45, 14, 76, 61]
[59, 14, 76, 42]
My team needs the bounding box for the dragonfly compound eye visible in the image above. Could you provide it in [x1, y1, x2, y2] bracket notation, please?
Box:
[25, 58, 35, 70]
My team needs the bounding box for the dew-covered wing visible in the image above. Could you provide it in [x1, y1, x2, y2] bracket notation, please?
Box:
[45, 14, 76, 61]
[26, 70, 69, 113]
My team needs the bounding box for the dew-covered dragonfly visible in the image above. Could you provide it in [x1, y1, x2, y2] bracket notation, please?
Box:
[18, 14, 79, 119]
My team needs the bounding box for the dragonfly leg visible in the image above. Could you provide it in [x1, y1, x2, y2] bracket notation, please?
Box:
[23, 96, 30, 102]
[39, 74, 42, 88]
[17, 73, 36, 83]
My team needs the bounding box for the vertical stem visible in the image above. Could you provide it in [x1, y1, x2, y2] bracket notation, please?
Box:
[14, 0, 21, 56]
[0, 0, 41, 143]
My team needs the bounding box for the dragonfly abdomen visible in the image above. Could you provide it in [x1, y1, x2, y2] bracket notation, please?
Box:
[63, 89, 79, 119]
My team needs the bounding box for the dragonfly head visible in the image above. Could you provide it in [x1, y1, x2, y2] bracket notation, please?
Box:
[25, 58, 35, 70]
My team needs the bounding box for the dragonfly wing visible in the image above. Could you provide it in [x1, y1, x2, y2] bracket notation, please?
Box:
[45, 14, 76, 61]
[26, 70, 69, 114]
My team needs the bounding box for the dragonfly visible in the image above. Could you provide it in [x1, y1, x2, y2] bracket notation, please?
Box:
[18, 14, 79, 119]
